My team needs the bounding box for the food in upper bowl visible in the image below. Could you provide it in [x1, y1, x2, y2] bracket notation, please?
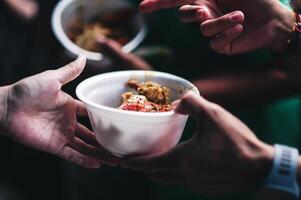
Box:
[118, 79, 172, 112]
[67, 8, 135, 52]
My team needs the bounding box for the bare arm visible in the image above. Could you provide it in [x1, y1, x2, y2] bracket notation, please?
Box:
[193, 68, 300, 108]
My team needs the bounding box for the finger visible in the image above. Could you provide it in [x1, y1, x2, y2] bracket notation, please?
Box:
[68, 137, 99, 158]
[58, 146, 101, 169]
[195, 7, 216, 21]
[97, 37, 152, 70]
[68, 137, 120, 166]
[122, 154, 170, 173]
[200, 11, 244, 37]
[75, 123, 99, 147]
[209, 24, 243, 54]
[178, 5, 203, 23]
[56, 55, 86, 86]
[75, 100, 88, 117]
[140, 0, 195, 13]
[178, 5, 215, 23]
[121, 141, 190, 172]
[174, 91, 220, 137]
[174, 91, 212, 119]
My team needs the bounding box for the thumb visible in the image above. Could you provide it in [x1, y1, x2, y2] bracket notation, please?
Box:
[56, 55, 86, 85]
[175, 91, 219, 136]
[175, 91, 212, 118]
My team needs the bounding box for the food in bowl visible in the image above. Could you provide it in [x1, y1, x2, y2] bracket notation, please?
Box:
[76, 70, 200, 156]
[67, 8, 135, 52]
[118, 79, 172, 112]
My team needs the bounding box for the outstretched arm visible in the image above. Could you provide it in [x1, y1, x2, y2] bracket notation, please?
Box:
[194, 68, 300, 108]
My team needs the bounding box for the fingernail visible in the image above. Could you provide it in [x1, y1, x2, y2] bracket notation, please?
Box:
[229, 13, 243, 23]
[196, 9, 205, 18]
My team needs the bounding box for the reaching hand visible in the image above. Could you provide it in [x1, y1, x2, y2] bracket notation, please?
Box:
[122, 91, 274, 195]
[139, 0, 294, 55]
[97, 37, 153, 70]
[2, 56, 119, 168]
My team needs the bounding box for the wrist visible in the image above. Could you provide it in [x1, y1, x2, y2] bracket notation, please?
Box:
[248, 142, 275, 188]
[269, 3, 295, 53]
[254, 143, 275, 182]
[0, 86, 11, 135]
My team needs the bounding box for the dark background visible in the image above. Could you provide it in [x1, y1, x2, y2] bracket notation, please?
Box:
[0, 1, 300, 200]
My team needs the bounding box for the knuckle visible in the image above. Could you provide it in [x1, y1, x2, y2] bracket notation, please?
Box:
[200, 24, 209, 37]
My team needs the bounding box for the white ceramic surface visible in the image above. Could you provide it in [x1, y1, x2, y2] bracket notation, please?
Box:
[51, 0, 147, 61]
[76, 71, 199, 157]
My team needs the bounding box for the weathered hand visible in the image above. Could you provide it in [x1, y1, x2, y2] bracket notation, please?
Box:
[139, 0, 294, 55]
[2, 56, 119, 168]
[122, 91, 274, 195]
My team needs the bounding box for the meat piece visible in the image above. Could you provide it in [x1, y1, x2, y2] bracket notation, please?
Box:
[126, 79, 169, 105]
[118, 79, 172, 113]
[119, 94, 158, 112]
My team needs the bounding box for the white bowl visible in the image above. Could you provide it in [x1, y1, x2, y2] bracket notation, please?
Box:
[51, 0, 147, 62]
[76, 71, 199, 157]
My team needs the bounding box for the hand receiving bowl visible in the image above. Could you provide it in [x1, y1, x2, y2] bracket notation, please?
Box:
[76, 71, 199, 157]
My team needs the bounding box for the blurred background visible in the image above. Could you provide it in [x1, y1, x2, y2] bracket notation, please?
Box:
[0, 0, 300, 200]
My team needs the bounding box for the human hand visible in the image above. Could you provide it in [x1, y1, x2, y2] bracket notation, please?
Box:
[122, 91, 274, 195]
[97, 37, 153, 70]
[139, 0, 294, 55]
[4, 0, 39, 20]
[1, 56, 119, 168]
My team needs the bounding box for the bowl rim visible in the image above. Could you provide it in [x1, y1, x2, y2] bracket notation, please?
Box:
[76, 70, 200, 117]
[51, 0, 148, 61]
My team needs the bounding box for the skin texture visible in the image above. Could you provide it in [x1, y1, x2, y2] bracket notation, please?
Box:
[139, 0, 294, 55]
[136, 0, 301, 107]
[193, 68, 301, 108]
[4, 0, 39, 20]
[122, 92, 275, 196]
[0, 56, 119, 168]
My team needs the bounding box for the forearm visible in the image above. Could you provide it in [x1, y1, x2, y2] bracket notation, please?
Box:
[193, 68, 300, 108]
[0, 86, 10, 135]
